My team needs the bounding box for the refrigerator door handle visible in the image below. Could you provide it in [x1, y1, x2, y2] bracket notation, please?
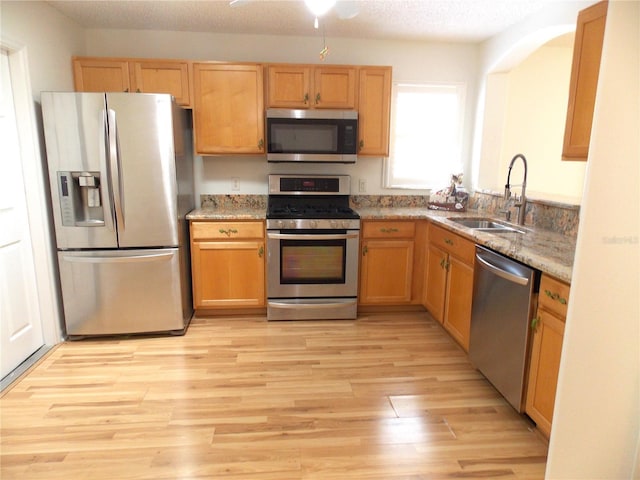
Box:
[61, 252, 174, 263]
[107, 108, 125, 229]
[101, 108, 117, 232]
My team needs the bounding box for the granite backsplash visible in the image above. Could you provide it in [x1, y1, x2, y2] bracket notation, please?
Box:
[199, 191, 580, 238]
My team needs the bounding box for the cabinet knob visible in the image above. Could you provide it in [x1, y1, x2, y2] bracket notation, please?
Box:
[258, 139, 264, 150]
[362, 245, 368, 256]
[315, 93, 321, 104]
[258, 245, 264, 258]
[304, 93, 309, 104]
[544, 289, 567, 305]
[531, 316, 540, 330]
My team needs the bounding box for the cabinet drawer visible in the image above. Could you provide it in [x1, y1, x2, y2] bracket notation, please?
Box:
[191, 221, 264, 240]
[362, 221, 415, 239]
[538, 274, 570, 318]
[428, 224, 475, 265]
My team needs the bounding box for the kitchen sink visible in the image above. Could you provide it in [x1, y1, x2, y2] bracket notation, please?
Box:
[448, 217, 527, 234]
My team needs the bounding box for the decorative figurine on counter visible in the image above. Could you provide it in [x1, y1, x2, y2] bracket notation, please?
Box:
[428, 172, 469, 211]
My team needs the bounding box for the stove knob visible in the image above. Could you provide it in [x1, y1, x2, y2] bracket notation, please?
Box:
[330, 220, 338, 229]
[287, 220, 296, 229]
[309, 220, 318, 229]
[342, 221, 351, 229]
[276, 220, 284, 228]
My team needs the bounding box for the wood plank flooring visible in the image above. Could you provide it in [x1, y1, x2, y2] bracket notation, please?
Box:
[1, 312, 548, 479]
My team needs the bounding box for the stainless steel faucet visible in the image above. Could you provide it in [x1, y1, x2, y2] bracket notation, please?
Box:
[504, 153, 528, 225]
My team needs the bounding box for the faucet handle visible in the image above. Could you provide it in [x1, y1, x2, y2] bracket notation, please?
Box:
[504, 185, 511, 200]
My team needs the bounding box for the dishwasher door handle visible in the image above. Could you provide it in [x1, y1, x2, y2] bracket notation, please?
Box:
[475, 252, 530, 286]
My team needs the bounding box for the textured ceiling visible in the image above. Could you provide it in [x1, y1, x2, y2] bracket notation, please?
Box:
[45, 0, 578, 43]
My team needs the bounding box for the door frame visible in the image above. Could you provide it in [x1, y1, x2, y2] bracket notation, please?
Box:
[1, 40, 63, 353]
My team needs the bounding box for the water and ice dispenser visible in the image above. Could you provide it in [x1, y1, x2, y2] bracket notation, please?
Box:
[57, 171, 105, 226]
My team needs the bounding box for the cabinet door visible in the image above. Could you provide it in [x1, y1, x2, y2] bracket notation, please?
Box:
[313, 67, 357, 109]
[443, 256, 474, 351]
[267, 65, 311, 108]
[424, 244, 447, 323]
[193, 63, 264, 155]
[73, 58, 131, 93]
[192, 240, 265, 308]
[132, 61, 191, 106]
[562, 0, 608, 160]
[360, 239, 413, 304]
[358, 67, 391, 156]
[526, 308, 565, 437]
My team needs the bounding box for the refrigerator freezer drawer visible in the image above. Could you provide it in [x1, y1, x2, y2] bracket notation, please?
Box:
[58, 249, 191, 336]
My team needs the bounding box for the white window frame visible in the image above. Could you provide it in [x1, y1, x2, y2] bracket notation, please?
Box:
[384, 82, 466, 190]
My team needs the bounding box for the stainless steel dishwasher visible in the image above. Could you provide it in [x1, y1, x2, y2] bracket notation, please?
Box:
[469, 245, 540, 412]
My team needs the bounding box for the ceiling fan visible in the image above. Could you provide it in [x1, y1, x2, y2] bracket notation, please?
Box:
[230, 0, 360, 28]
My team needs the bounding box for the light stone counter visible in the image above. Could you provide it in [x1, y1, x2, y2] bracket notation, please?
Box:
[357, 207, 576, 284]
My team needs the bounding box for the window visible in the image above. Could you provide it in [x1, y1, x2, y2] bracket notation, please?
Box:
[384, 82, 466, 189]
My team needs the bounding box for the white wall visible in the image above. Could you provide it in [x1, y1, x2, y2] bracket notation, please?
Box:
[499, 40, 586, 203]
[1, 1, 85, 97]
[472, 0, 598, 203]
[83, 28, 479, 197]
[546, 1, 640, 477]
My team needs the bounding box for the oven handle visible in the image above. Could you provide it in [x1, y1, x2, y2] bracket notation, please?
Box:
[267, 232, 359, 241]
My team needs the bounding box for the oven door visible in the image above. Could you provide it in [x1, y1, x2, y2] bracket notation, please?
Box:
[267, 229, 359, 299]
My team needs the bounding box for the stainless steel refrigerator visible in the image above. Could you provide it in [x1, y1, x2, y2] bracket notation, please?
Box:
[41, 92, 195, 337]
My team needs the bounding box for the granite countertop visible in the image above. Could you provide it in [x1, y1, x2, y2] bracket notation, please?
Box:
[186, 205, 576, 284]
[187, 207, 266, 220]
[357, 207, 576, 283]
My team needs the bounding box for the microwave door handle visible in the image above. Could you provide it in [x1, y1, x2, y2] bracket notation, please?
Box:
[107, 108, 124, 229]
[267, 232, 359, 241]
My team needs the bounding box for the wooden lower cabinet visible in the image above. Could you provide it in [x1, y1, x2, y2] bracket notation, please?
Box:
[358, 220, 426, 306]
[423, 223, 475, 351]
[190, 221, 265, 309]
[525, 274, 570, 437]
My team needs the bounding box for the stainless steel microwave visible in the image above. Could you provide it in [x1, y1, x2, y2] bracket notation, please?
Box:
[266, 108, 358, 163]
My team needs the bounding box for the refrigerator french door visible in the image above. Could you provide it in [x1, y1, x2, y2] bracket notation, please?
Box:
[41, 92, 194, 336]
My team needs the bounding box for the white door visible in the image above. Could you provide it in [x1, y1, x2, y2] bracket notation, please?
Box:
[0, 49, 44, 378]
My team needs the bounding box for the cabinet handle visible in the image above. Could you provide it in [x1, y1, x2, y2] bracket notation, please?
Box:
[380, 227, 399, 234]
[444, 238, 454, 246]
[258, 138, 264, 150]
[359, 139, 364, 150]
[124, 88, 129, 92]
[315, 93, 321, 104]
[362, 246, 368, 256]
[304, 93, 309, 104]
[258, 245, 264, 258]
[136, 88, 141, 93]
[531, 316, 540, 330]
[544, 289, 567, 305]
[440, 258, 449, 271]
[218, 228, 238, 237]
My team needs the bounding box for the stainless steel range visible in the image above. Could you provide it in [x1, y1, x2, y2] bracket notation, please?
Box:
[266, 174, 360, 321]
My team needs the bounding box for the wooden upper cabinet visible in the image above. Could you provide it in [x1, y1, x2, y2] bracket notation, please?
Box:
[266, 64, 357, 109]
[562, 0, 608, 161]
[358, 67, 392, 156]
[72, 57, 192, 106]
[192, 62, 264, 155]
[267, 65, 312, 108]
[73, 58, 131, 93]
[313, 66, 357, 109]
[131, 61, 191, 106]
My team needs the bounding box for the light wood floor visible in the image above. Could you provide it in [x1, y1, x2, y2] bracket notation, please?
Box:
[1, 312, 548, 479]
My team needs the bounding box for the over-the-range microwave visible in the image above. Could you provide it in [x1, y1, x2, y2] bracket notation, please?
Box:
[266, 108, 358, 163]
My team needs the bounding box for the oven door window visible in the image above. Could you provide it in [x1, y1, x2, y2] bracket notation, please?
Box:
[281, 238, 346, 284]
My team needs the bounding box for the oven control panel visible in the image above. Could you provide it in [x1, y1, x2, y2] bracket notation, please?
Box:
[266, 219, 360, 230]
